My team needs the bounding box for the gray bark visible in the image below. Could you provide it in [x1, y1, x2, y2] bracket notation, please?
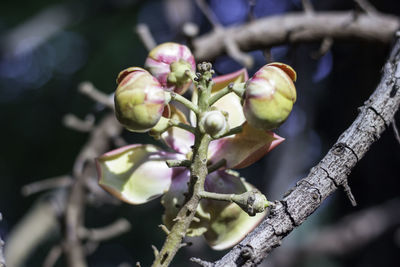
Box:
[193, 12, 400, 62]
[205, 34, 400, 266]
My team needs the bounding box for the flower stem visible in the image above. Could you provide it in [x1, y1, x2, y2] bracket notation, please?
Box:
[219, 125, 243, 138]
[168, 119, 196, 134]
[151, 134, 211, 267]
[208, 82, 246, 106]
[207, 159, 226, 173]
[151, 62, 215, 267]
[167, 91, 200, 115]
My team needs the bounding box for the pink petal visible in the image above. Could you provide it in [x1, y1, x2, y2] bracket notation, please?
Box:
[208, 122, 284, 169]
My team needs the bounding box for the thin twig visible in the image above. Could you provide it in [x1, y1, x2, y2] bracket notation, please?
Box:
[311, 37, 333, 59]
[78, 81, 114, 109]
[135, 23, 157, 51]
[354, 0, 379, 15]
[193, 12, 400, 62]
[79, 218, 131, 242]
[21, 175, 73, 196]
[63, 114, 95, 132]
[302, 0, 315, 15]
[392, 119, 400, 145]
[195, 0, 253, 68]
[43, 244, 63, 267]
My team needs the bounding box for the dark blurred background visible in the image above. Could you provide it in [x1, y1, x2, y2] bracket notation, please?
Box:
[1, 0, 399, 266]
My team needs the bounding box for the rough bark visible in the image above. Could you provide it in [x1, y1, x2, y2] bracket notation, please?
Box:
[193, 12, 400, 62]
[0, 213, 5, 267]
[205, 35, 400, 267]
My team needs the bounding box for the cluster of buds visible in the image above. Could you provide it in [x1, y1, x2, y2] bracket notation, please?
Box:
[97, 42, 297, 251]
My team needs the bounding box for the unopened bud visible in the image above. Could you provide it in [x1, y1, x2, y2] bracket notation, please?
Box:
[243, 62, 297, 130]
[199, 110, 229, 138]
[115, 67, 165, 132]
[144, 42, 196, 94]
[231, 189, 269, 216]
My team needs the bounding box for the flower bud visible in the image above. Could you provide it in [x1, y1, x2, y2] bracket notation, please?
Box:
[243, 62, 297, 130]
[199, 110, 229, 138]
[115, 67, 166, 132]
[144, 42, 196, 94]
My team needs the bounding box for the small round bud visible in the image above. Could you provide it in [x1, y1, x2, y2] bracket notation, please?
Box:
[144, 42, 196, 94]
[115, 67, 166, 132]
[199, 110, 229, 138]
[243, 62, 297, 130]
[231, 189, 269, 216]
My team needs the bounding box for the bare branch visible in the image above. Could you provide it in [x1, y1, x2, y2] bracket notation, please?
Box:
[193, 12, 400, 62]
[63, 114, 95, 132]
[267, 198, 400, 267]
[210, 34, 400, 266]
[21, 175, 73, 196]
[79, 218, 131, 242]
[78, 82, 114, 109]
[195, 0, 254, 68]
[135, 23, 157, 51]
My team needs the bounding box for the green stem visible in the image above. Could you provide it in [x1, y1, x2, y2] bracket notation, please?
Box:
[151, 63, 215, 267]
[208, 82, 246, 106]
[169, 120, 196, 134]
[151, 134, 211, 267]
[207, 159, 226, 173]
[219, 125, 243, 138]
[168, 92, 199, 115]
[198, 191, 235, 202]
[166, 159, 191, 168]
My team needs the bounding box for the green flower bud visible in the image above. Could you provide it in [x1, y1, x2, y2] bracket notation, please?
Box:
[144, 42, 196, 94]
[115, 67, 166, 132]
[243, 62, 297, 130]
[199, 110, 229, 138]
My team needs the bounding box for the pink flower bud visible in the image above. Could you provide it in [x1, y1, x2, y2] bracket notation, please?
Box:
[115, 67, 166, 132]
[144, 42, 196, 94]
[243, 62, 297, 130]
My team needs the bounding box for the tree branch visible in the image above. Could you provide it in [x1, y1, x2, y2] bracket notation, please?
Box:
[267, 198, 400, 267]
[205, 34, 400, 266]
[0, 213, 5, 267]
[193, 11, 400, 61]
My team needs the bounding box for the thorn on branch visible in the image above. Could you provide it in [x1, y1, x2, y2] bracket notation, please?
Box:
[151, 245, 159, 257]
[179, 241, 192, 248]
[342, 180, 357, 207]
[158, 224, 171, 235]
